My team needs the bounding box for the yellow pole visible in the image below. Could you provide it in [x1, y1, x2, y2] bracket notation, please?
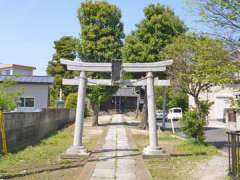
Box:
[0, 111, 7, 155]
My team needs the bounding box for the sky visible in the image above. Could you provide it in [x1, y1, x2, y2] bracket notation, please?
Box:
[0, 0, 202, 75]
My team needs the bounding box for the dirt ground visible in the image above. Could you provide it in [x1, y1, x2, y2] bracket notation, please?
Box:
[12, 166, 83, 180]
[191, 154, 228, 180]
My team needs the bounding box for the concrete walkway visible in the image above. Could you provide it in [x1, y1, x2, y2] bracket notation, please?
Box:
[89, 114, 142, 180]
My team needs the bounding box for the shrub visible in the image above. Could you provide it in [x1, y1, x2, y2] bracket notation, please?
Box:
[181, 100, 212, 144]
[65, 93, 90, 117]
[198, 101, 213, 119]
[65, 93, 77, 109]
[181, 109, 206, 143]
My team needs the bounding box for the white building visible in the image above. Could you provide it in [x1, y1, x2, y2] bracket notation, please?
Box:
[189, 85, 240, 122]
[0, 64, 36, 76]
[189, 48, 240, 125]
[0, 64, 53, 112]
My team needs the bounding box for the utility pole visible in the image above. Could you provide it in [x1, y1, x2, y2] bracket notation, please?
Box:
[162, 87, 167, 130]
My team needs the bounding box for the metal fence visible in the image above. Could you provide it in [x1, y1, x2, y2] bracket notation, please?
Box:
[227, 131, 240, 179]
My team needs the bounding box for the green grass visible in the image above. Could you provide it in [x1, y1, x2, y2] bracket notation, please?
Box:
[0, 124, 99, 174]
[132, 131, 218, 180]
[177, 139, 218, 155]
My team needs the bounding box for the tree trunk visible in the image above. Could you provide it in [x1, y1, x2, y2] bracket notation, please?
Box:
[139, 87, 148, 129]
[91, 102, 99, 126]
[193, 95, 204, 120]
[193, 96, 200, 111]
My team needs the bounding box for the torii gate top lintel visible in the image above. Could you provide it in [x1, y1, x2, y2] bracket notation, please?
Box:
[60, 58, 173, 72]
[61, 58, 173, 87]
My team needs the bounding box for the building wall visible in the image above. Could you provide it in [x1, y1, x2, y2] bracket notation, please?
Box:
[189, 84, 240, 121]
[8, 84, 50, 111]
[0, 68, 12, 75]
[12, 68, 33, 76]
[0, 108, 75, 153]
[100, 96, 138, 112]
[0, 68, 33, 76]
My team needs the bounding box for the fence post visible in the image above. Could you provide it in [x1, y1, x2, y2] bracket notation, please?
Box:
[0, 111, 7, 155]
[231, 133, 237, 176]
[228, 132, 232, 175]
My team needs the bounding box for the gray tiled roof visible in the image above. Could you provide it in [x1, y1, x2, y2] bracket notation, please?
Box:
[114, 87, 139, 97]
[0, 75, 54, 85]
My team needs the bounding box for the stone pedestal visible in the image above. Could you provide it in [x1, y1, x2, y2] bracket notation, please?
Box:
[143, 146, 169, 158]
[62, 145, 90, 159]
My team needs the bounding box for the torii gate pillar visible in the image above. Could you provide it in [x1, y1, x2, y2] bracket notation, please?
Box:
[143, 72, 165, 156]
[65, 72, 89, 156]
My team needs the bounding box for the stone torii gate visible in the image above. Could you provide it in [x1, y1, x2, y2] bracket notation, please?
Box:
[61, 59, 172, 157]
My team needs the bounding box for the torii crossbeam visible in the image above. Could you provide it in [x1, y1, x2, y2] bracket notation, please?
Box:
[61, 59, 173, 157]
[62, 78, 170, 87]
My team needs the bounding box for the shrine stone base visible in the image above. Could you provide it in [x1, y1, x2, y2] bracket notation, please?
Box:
[61, 145, 90, 159]
[142, 146, 169, 159]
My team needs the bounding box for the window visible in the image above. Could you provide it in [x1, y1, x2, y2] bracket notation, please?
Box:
[236, 94, 240, 99]
[19, 97, 34, 107]
[228, 110, 236, 122]
[173, 109, 182, 113]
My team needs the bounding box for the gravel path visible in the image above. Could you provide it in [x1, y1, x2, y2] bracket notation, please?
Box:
[192, 155, 228, 180]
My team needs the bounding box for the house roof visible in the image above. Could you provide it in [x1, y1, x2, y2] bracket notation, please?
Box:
[0, 75, 54, 85]
[0, 64, 36, 70]
[114, 87, 139, 97]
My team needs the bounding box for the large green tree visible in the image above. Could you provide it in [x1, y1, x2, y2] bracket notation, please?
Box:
[78, 1, 124, 126]
[123, 4, 187, 63]
[161, 34, 238, 110]
[190, 0, 240, 46]
[161, 34, 239, 142]
[122, 3, 187, 128]
[47, 36, 79, 106]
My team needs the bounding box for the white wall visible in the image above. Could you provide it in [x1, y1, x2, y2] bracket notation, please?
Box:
[0, 68, 12, 75]
[8, 84, 50, 112]
[189, 84, 240, 121]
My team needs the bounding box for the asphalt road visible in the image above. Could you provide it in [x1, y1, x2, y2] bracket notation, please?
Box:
[205, 127, 228, 153]
[157, 120, 228, 153]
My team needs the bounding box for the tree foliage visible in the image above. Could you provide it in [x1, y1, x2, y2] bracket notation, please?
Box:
[161, 34, 238, 109]
[47, 36, 79, 106]
[122, 3, 187, 128]
[0, 80, 21, 111]
[78, 1, 124, 61]
[155, 87, 188, 111]
[192, 0, 240, 46]
[77, 0, 124, 126]
[122, 3, 187, 63]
